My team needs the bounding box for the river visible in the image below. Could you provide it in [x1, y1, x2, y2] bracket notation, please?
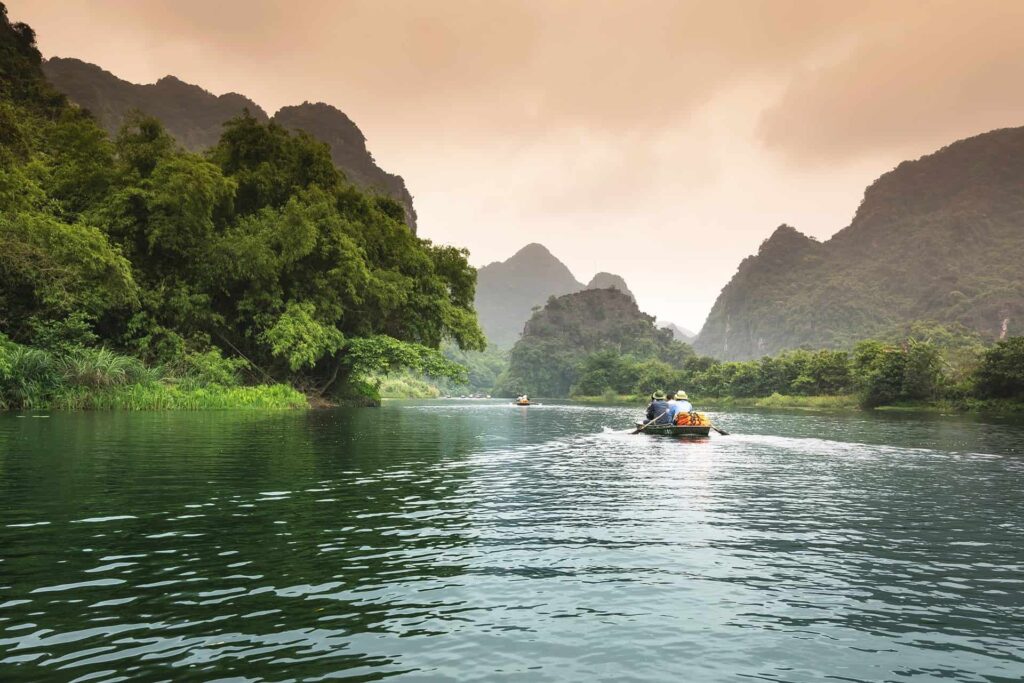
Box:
[1, 401, 1023, 681]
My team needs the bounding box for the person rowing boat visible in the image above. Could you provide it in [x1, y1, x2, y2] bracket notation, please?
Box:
[635, 389, 728, 435]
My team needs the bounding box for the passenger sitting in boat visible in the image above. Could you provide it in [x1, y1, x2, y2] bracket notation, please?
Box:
[646, 391, 673, 424]
[667, 390, 692, 422]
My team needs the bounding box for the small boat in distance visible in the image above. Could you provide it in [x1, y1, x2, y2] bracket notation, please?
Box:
[513, 395, 537, 406]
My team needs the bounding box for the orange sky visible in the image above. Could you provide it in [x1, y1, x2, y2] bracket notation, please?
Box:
[12, 0, 1024, 332]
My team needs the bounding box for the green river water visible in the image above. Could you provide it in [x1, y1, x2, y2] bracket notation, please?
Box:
[1, 400, 1023, 681]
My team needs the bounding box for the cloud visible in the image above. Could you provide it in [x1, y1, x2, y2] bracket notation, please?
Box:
[759, 1, 1024, 163]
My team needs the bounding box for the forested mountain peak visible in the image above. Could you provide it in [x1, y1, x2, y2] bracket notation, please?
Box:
[495, 287, 692, 397]
[695, 125, 1024, 361]
[40, 57, 416, 230]
[835, 126, 1024, 243]
[43, 57, 270, 149]
[760, 224, 818, 252]
[474, 243, 640, 348]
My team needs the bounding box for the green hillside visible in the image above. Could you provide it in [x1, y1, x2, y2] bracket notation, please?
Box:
[495, 288, 692, 397]
[695, 127, 1024, 360]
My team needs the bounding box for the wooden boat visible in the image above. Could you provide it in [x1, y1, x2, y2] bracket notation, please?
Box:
[634, 422, 711, 436]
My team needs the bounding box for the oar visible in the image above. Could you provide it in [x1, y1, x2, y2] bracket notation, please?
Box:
[710, 423, 730, 436]
[632, 410, 668, 434]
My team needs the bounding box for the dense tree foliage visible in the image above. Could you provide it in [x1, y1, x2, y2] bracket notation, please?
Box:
[973, 338, 1024, 400]
[495, 288, 694, 396]
[566, 333, 1023, 409]
[0, 5, 482, 406]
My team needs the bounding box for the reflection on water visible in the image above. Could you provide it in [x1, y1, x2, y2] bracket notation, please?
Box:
[1, 402, 1023, 681]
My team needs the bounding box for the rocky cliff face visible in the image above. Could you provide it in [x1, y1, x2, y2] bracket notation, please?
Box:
[273, 103, 416, 230]
[42, 58, 267, 149]
[694, 126, 1024, 360]
[42, 57, 417, 231]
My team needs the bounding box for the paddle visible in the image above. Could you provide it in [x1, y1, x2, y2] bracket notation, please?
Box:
[710, 423, 730, 436]
[632, 410, 668, 434]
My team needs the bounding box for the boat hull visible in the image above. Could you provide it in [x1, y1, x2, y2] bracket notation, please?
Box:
[635, 422, 711, 436]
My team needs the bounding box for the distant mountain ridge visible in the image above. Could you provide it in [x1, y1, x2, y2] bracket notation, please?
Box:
[474, 244, 635, 348]
[656, 320, 696, 342]
[474, 244, 584, 348]
[41, 57, 417, 231]
[694, 126, 1024, 360]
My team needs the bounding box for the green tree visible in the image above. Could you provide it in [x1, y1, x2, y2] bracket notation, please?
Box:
[973, 337, 1024, 399]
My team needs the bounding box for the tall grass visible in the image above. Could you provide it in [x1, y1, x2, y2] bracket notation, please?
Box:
[1, 346, 59, 409]
[1, 339, 307, 411]
[377, 373, 442, 399]
[52, 383, 307, 410]
[699, 393, 861, 410]
[56, 347, 153, 388]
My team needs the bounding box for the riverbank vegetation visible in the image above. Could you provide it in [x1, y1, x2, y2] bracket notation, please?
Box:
[507, 317, 1024, 412]
[0, 6, 483, 410]
[0, 334, 305, 410]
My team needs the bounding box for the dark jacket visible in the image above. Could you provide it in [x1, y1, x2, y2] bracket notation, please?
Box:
[646, 400, 673, 424]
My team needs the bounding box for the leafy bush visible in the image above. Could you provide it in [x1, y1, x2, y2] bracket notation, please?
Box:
[974, 337, 1024, 399]
[176, 349, 248, 387]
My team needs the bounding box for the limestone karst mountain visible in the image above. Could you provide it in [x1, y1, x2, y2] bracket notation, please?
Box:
[474, 244, 639, 348]
[694, 126, 1024, 360]
[42, 57, 417, 231]
[495, 288, 683, 396]
[474, 243, 584, 349]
